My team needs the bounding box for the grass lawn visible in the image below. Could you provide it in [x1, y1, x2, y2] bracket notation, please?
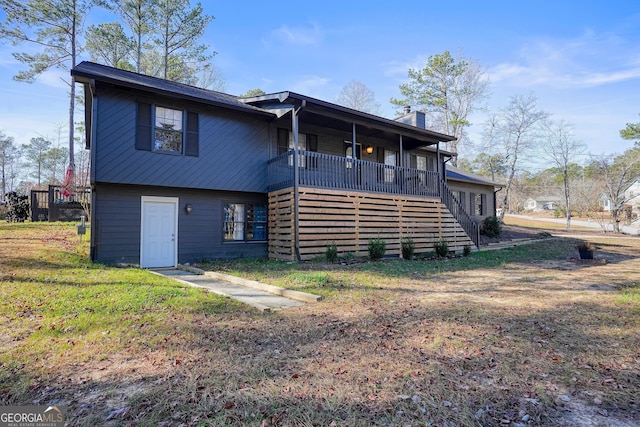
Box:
[1, 222, 639, 426]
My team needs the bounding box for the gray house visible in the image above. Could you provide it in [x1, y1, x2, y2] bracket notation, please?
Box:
[72, 62, 497, 267]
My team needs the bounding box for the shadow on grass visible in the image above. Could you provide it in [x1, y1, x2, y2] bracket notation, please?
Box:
[4, 297, 638, 426]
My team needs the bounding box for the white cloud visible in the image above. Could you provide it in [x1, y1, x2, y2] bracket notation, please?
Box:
[488, 30, 640, 89]
[382, 54, 431, 78]
[272, 23, 322, 46]
[291, 75, 330, 95]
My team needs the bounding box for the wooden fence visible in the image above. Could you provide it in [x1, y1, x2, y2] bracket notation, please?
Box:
[269, 186, 474, 261]
[30, 185, 90, 222]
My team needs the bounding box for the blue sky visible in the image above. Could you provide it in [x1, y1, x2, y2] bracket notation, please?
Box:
[1, 0, 639, 164]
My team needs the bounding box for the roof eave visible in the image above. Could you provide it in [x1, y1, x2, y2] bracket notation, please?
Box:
[72, 67, 276, 119]
[242, 91, 457, 143]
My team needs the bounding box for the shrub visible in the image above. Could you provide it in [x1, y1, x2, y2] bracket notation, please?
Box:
[401, 236, 415, 260]
[576, 241, 595, 258]
[434, 239, 449, 258]
[554, 206, 566, 218]
[575, 241, 594, 251]
[463, 245, 472, 257]
[480, 216, 501, 238]
[5, 192, 29, 222]
[368, 237, 386, 261]
[325, 242, 338, 263]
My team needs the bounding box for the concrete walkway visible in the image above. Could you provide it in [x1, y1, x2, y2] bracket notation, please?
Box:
[151, 267, 321, 312]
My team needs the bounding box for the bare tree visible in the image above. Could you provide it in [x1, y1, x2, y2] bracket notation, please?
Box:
[21, 136, 52, 187]
[490, 93, 549, 219]
[0, 132, 17, 199]
[592, 148, 640, 232]
[194, 61, 226, 91]
[541, 119, 586, 230]
[335, 80, 380, 114]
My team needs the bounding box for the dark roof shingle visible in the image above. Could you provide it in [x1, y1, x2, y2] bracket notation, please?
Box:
[71, 61, 274, 117]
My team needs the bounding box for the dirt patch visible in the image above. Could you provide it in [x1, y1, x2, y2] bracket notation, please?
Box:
[480, 223, 550, 246]
[2, 224, 639, 426]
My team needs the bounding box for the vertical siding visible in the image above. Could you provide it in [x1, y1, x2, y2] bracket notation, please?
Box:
[92, 183, 268, 265]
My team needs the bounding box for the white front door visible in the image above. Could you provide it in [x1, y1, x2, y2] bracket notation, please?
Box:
[140, 196, 178, 268]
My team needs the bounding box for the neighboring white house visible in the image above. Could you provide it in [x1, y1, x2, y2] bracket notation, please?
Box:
[598, 179, 640, 218]
[623, 179, 640, 218]
[524, 196, 561, 211]
[598, 193, 613, 212]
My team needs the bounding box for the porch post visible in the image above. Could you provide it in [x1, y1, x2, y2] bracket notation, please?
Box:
[292, 106, 301, 261]
[436, 142, 441, 197]
[351, 123, 356, 160]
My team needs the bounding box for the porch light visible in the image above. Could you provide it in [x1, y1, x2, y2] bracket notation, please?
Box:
[185, 204, 193, 214]
[365, 145, 374, 154]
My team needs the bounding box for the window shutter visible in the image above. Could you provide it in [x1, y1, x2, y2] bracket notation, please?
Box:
[410, 154, 417, 169]
[470, 192, 476, 215]
[185, 111, 199, 157]
[136, 102, 152, 151]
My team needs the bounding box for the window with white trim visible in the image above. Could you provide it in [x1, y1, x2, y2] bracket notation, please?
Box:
[223, 203, 267, 241]
[154, 106, 183, 152]
[384, 149, 397, 183]
[136, 101, 199, 156]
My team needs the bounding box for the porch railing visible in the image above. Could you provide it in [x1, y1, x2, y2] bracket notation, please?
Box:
[267, 150, 480, 247]
[439, 180, 480, 247]
[268, 151, 440, 196]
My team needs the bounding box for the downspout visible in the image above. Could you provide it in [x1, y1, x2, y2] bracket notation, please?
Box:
[88, 79, 98, 262]
[292, 100, 306, 261]
[442, 157, 451, 181]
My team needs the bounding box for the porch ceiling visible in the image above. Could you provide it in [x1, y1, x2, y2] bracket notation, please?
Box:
[299, 108, 439, 150]
[243, 90, 456, 152]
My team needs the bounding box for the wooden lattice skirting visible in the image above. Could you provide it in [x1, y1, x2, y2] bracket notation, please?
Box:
[268, 187, 474, 261]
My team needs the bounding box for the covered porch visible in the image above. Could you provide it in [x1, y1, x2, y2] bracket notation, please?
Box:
[243, 91, 479, 260]
[267, 151, 480, 261]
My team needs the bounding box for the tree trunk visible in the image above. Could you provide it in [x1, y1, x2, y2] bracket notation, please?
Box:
[612, 210, 620, 233]
[68, 0, 77, 183]
[564, 169, 571, 231]
[500, 156, 518, 220]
